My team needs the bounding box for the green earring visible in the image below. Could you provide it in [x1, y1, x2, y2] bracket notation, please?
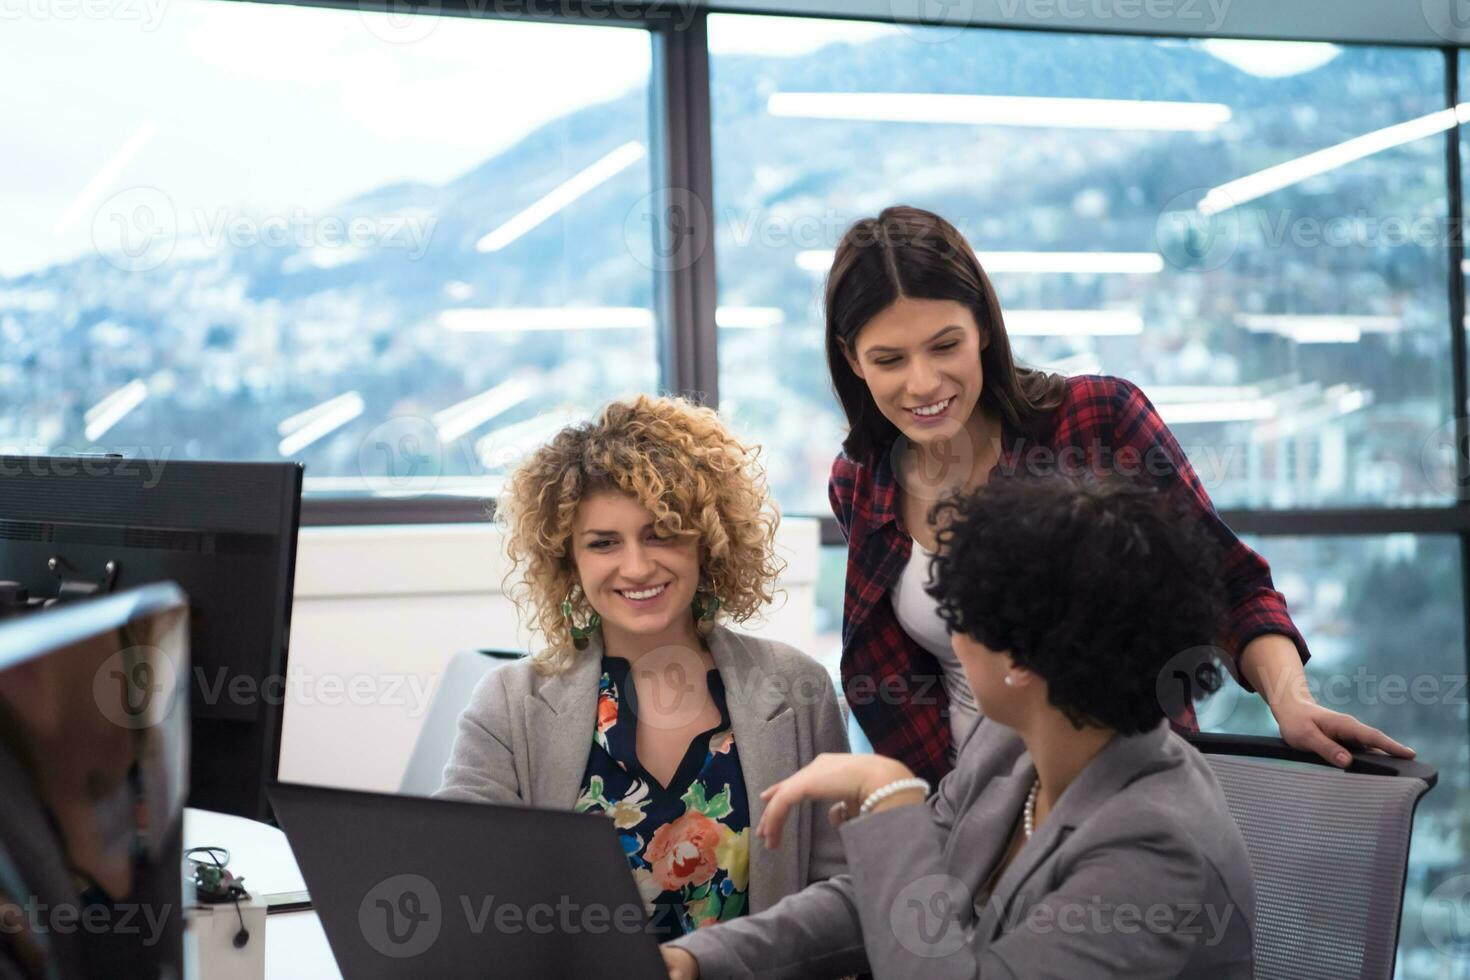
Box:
[561, 596, 601, 651]
[691, 590, 721, 624]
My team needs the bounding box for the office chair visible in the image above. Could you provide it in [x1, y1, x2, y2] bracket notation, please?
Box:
[1185, 732, 1437, 980]
[398, 647, 523, 797]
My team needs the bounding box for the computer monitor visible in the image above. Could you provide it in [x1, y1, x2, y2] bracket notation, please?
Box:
[0, 454, 302, 821]
[0, 582, 190, 980]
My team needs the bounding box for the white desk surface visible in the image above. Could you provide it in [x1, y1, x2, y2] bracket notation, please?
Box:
[184, 807, 341, 980]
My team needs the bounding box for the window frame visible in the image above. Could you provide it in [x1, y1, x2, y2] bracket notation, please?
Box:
[275, 5, 1470, 624]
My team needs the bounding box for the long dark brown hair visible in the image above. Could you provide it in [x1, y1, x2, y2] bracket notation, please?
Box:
[825, 205, 1067, 463]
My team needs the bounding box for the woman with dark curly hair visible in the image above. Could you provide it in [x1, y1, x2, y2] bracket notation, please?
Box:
[437, 394, 849, 942]
[822, 204, 1411, 786]
[663, 476, 1256, 980]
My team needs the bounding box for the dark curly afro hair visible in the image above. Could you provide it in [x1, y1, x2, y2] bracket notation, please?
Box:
[926, 475, 1228, 735]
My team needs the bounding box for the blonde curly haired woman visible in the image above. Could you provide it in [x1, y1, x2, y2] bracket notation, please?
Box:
[437, 394, 850, 942]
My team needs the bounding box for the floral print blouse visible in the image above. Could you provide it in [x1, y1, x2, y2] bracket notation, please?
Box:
[574, 655, 751, 940]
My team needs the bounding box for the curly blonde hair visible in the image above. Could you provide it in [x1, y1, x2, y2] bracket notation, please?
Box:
[496, 394, 785, 674]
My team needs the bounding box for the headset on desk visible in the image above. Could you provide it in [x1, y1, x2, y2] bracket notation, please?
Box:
[186, 846, 251, 950]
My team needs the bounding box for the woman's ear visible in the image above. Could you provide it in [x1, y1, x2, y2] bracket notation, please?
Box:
[839, 338, 866, 380]
[1004, 657, 1035, 688]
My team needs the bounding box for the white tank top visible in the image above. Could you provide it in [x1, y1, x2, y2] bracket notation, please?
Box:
[888, 539, 982, 760]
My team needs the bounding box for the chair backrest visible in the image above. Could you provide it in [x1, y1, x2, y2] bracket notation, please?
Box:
[399, 647, 522, 797]
[1186, 733, 1437, 980]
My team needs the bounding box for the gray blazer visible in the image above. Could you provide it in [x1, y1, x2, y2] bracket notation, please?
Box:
[435, 625, 851, 915]
[667, 717, 1256, 979]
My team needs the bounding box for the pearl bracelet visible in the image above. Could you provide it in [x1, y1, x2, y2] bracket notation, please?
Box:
[858, 777, 930, 817]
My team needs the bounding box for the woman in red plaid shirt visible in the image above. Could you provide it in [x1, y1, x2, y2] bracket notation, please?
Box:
[824, 205, 1413, 787]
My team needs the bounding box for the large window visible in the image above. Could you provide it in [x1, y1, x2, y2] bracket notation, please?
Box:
[709, 18, 1453, 514]
[755, 18, 1469, 977]
[6, 4, 1470, 975]
[0, 3, 658, 497]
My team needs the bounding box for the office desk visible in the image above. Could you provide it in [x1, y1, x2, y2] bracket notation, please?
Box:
[183, 808, 341, 979]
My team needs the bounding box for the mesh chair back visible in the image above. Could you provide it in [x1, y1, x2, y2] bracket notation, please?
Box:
[399, 648, 521, 796]
[1202, 752, 1432, 980]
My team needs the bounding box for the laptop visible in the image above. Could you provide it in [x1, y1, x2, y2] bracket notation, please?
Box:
[268, 781, 667, 979]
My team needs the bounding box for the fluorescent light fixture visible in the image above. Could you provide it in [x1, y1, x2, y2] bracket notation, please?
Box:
[796, 249, 1163, 275]
[767, 92, 1231, 132]
[1155, 398, 1278, 425]
[1004, 310, 1144, 337]
[84, 379, 148, 442]
[53, 122, 157, 235]
[277, 391, 364, 456]
[978, 252, 1164, 275]
[1146, 385, 1264, 403]
[1034, 353, 1102, 377]
[1261, 384, 1373, 439]
[1200, 40, 1340, 79]
[1237, 314, 1398, 344]
[1285, 324, 1359, 344]
[277, 391, 364, 437]
[716, 306, 786, 329]
[432, 376, 538, 442]
[476, 141, 646, 253]
[439, 307, 655, 332]
[1148, 381, 1370, 426]
[1148, 384, 1275, 425]
[1200, 107, 1469, 216]
[1336, 387, 1369, 415]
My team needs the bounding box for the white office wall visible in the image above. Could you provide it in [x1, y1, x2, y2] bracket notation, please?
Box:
[276, 518, 820, 793]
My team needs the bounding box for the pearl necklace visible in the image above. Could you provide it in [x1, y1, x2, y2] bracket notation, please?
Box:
[1023, 779, 1040, 839]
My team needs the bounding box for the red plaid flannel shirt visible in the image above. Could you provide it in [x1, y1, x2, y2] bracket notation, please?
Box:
[829, 374, 1310, 786]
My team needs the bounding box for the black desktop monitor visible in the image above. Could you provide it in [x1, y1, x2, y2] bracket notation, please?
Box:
[0, 582, 190, 980]
[0, 454, 302, 821]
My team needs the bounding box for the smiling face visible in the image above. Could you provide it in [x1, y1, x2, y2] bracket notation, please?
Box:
[842, 296, 988, 447]
[569, 490, 703, 645]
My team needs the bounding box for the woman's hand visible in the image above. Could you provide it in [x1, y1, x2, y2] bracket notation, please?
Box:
[1241, 634, 1415, 767]
[1270, 697, 1414, 768]
[662, 946, 699, 980]
[756, 753, 921, 850]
